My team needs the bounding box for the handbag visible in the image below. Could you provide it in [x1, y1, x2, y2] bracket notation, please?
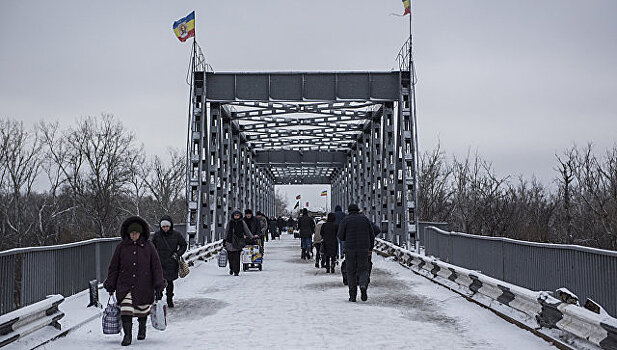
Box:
[178, 257, 189, 278]
[160, 234, 189, 278]
[150, 299, 167, 331]
[218, 248, 228, 267]
[102, 295, 121, 335]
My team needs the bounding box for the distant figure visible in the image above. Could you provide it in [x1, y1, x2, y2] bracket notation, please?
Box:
[104, 216, 165, 346]
[269, 216, 279, 240]
[333, 205, 346, 258]
[224, 210, 252, 276]
[277, 216, 285, 236]
[337, 204, 375, 302]
[297, 208, 315, 259]
[256, 211, 268, 244]
[152, 215, 187, 309]
[312, 216, 327, 268]
[320, 213, 339, 273]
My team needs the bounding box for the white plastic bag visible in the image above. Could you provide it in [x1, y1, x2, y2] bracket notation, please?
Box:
[150, 299, 167, 331]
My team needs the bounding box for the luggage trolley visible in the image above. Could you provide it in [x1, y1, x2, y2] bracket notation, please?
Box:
[242, 238, 263, 271]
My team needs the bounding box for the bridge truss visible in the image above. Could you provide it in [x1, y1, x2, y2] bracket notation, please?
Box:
[186, 71, 418, 248]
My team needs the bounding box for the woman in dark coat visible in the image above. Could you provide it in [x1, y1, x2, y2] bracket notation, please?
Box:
[152, 215, 187, 308]
[104, 216, 166, 346]
[225, 209, 253, 276]
[320, 213, 339, 273]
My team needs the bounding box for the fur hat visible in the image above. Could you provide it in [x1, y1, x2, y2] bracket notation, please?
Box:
[127, 222, 143, 234]
[245, 209, 253, 215]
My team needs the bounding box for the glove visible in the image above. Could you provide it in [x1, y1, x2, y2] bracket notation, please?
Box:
[171, 252, 179, 260]
[155, 290, 163, 300]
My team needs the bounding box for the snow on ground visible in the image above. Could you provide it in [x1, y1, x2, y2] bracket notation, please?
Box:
[40, 234, 556, 350]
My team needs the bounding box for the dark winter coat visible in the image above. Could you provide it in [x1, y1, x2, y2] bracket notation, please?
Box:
[225, 211, 252, 251]
[104, 216, 166, 308]
[152, 215, 188, 281]
[333, 205, 345, 225]
[298, 214, 315, 238]
[337, 213, 376, 252]
[244, 215, 261, 236]
[320, 214, 339, 257]
[277, 217, 285, 229]
[269, 218, 278, 236]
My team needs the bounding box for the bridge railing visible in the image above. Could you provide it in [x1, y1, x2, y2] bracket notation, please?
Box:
[0, 238, 120, 315]
[425, 226, 617, 317]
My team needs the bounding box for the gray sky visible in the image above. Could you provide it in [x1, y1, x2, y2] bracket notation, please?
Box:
[1, 1, 616, 209]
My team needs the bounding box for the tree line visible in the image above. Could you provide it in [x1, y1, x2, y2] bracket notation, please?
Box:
[1, 115, 615, 251]
[419, 144, 617, 251]
[0, 115, 186, 251]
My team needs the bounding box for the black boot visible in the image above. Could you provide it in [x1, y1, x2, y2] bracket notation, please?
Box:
[137, 317, 146, 340]
[360, 286, 368, 301]
[121, 316, 132, 346]
[167, 295, 174, 308]
[301, 249, 306, 259]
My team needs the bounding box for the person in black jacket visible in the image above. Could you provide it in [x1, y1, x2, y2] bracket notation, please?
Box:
[297, 208, 315, 259]
[152, 215, 188, 308]
[337, 204, 375, 302]
[243, 209, 261, 245]
[224, 210, 253, 276]
[320, 213, 339, 273]
[269, 216, 279, 240]
[277, 216, 285, 237]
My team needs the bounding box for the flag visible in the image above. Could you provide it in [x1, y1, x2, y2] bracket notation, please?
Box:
[320, 190, 327, 197]
[294, 201, 299, 209]
[402, 0, 410, 15]
[296, 194, 301, 200]
[173, 11, 195, 42]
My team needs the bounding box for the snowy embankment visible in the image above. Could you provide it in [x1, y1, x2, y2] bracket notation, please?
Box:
[33, 234, 557, 350]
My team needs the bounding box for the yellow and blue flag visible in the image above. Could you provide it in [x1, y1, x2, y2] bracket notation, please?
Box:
[320, 190, 327, 197]
[173, 11, 195, 42]
[402, 0, 410, 15]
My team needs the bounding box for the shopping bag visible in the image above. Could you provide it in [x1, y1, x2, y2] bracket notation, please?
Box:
[102, 295, 121, 334]
[178, 256, 189, 278]
[151, 299, 167, 331]
[218, 248, 228, 267]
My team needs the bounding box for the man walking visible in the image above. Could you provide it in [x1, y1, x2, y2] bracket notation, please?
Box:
[337, 204, 375, 302]
[297, 208, 315, 259]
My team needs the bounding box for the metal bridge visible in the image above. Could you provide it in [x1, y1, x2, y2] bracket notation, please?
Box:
[186, 70, 419, 248]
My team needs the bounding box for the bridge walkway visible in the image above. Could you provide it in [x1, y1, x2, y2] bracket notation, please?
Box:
[41, 234, 555, 349]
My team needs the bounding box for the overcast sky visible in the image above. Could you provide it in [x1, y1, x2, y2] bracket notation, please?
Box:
[1, 1, 616, 210]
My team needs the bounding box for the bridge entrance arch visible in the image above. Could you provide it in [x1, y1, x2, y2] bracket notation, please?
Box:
[186, 70, 418, 248]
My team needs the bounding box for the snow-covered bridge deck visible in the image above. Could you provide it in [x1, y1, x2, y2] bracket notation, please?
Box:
[41, 234, 554, 349]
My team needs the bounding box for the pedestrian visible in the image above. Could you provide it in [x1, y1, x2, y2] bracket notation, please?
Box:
[244, 209, 262, 247]
[256, 211, 268, 243]
[224, 210, 253, 276]
[337, 204, 375, 302]
[104, 216, 166, 346]
[277, 216, 285, 237]
[297, 208, 315, 259]
[312, 216, 326, 268]
[269, 216, 279, 240]
[288, 217, 296, 235]
[333, 205, 346, 259]
[321, 213, 339, 273]
[152, 215, 188, 308]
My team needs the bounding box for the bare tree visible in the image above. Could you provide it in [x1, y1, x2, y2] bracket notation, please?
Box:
[142, 148, 187, 224]
[0, 119, 43, 249]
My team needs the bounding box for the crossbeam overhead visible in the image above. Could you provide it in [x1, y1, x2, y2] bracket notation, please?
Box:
[187, 69, 418, 252]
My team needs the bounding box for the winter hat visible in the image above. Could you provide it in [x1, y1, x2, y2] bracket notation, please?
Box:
[256, 211, 263, 217]
[127, 222, 143, 234]
[245, 209, 253, 215]
[348, 203, 360, 213]
[160, 220, 171, 228]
